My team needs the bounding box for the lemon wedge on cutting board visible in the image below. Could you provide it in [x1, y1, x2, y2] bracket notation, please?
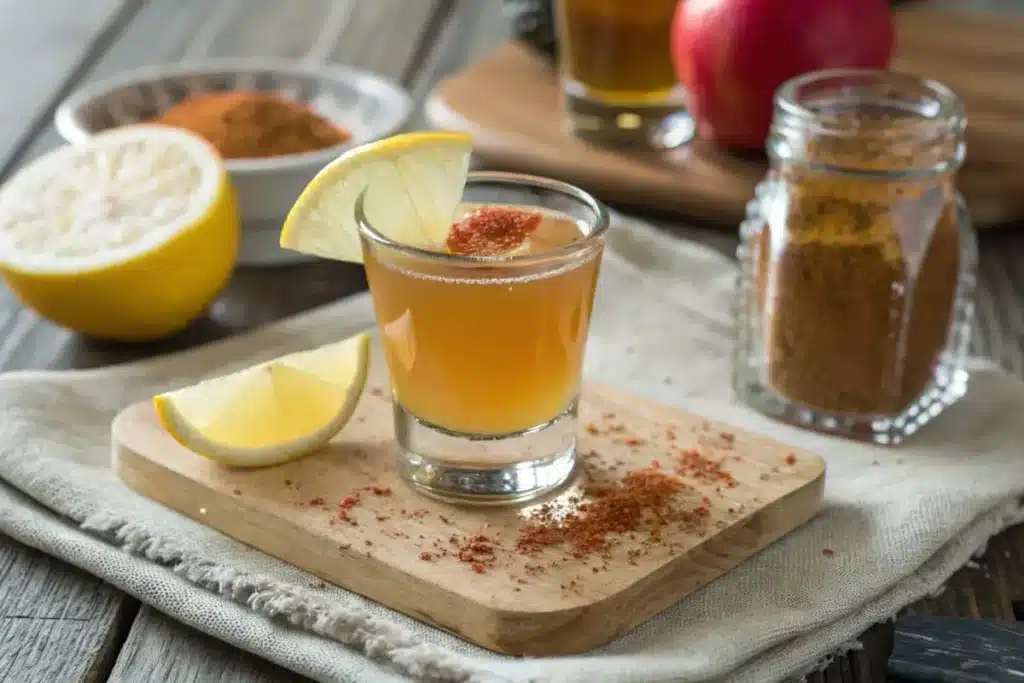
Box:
[279, 131, 472, 262]
[0, 124, 238, 341]
[154, 332, 371, 467]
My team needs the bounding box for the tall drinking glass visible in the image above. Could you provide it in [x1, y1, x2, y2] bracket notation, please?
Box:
[555, 0, 694, 149]
[358, 172, 609, 504]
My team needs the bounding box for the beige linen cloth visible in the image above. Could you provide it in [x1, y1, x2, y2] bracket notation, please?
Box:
[1, 213, 1022, 683]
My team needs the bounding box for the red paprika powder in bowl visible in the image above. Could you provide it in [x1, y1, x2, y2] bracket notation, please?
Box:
[148, 90, 352, 160]
[54, 59, 412, 267]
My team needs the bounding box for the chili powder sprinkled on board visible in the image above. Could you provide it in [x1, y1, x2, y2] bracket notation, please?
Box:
[456, 533, 499, 574]
[675, 448, 736, 488]
[515, 468, 709, 558]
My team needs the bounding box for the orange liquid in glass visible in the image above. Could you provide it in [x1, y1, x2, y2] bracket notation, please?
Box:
[559, 0, 680, 103]
[364, 205, 601, 436]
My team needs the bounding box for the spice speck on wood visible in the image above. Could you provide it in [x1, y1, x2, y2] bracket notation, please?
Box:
[456, 534, 499, 574]
[516, 468, 709, 559]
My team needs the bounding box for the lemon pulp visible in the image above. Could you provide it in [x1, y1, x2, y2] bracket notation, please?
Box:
[0, 123, 239, 341]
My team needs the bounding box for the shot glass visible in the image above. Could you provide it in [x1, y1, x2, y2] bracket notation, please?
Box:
[555, 0, 694, 149]
[358, 172, 609, 504]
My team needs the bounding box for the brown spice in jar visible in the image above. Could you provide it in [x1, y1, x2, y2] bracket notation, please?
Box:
[755, 117, 962, 415]
[149, 91, 350, 159]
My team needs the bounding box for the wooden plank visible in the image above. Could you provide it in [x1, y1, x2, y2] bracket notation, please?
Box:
[408, 0, 509, 105]
[924, 0, 1024, 15]
[198, 0, 338, 62]
[107, 606, 310, 683]
[972, 233, 1024, 374]
[905, 524, 1024, 621]
[14, 0, 251, 170]
[890, 616, 1024, 683]
[0, 533, 137, 683]
[331, 0, 448, 85]
[0, 3, 151, 683]
[0, 0, 137, 177]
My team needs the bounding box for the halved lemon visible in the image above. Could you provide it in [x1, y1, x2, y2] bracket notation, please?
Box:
[154, 332, 371, 467]
[0, 124, 238, 341]
[279, 131, 472, 262]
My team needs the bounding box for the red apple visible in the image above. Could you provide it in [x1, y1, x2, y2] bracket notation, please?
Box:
[670, 0, 895, 150]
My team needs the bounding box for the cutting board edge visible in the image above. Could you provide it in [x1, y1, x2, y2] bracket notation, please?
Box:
[111, 413, 508, 649]
[424, 37, 1024, 229]
[424, 85, 751, 226]
[112, 397, 827, 656]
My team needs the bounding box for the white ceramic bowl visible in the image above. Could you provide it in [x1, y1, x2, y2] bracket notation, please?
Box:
[54, 59, 413, 267]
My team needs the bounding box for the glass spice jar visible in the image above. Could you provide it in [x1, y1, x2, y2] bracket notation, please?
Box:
[733, 69, 977, 445]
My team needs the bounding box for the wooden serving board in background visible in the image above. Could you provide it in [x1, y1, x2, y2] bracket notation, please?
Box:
[113, 359, 826, 656]
[426, 9, 1024, 228]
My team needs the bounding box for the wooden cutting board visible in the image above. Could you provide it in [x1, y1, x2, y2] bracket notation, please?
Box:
[113, 358, 826, 656]
[425, 8, 1024, 228]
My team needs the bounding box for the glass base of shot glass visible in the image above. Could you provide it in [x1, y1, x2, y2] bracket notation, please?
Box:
[394, 400, 579, 505]
[561, 80, 695, 150]
[732, 362, 970, 446]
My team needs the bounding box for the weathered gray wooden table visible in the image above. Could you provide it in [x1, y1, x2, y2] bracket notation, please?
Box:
[0, 1, 1021, 681]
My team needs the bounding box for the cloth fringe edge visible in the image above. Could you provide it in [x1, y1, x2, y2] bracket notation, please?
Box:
[74, 498, 1024, 683]
[79, 511, 509, 683]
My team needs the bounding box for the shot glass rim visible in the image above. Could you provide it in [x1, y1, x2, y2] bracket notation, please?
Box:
[355, 170, 610, 264]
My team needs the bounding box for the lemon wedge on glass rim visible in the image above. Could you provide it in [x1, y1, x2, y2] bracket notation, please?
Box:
[279, 131, 472, 262]
[154, 332, 371, 467]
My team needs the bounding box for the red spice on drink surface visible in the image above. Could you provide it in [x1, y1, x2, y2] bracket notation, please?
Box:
[446, 207, 542, 256]
[365, 485, 392, 496]
[785, 454, 798, 465]
[822, 547, 835, 556]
